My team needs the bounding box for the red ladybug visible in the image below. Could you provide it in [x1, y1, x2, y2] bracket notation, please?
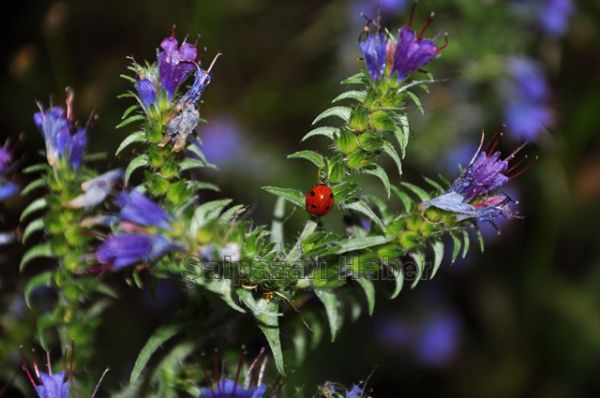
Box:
[305, 184, 335, 217]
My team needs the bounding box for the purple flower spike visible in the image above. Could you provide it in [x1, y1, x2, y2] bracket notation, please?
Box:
[135, 78, 157, 108]
[116, 190, 172, 228]
[424, 135, 527, 224]
[0, 182, 18, 201]
[158, 34, 197, 100]
[539, 0, 574, 38]
[33, 96, 88, 170]
[34, 371, 69, 398]
[96, 233, 178, 269]
[359, 30, 389, 81]
[199, 379, 266, 398]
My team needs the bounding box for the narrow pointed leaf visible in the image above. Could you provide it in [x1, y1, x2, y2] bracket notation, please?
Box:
[332, 90, 367, 103]
[363, 165, 391, 198]
[406, 91, 424, 114]
[20, 243, 54, 272]
[287, 150, 324, 168]
[355, 278, 375, 316]
[116, 114, 145, 129]
[125, 154, 149, 185]
[409, 250, 425, 289]
[382, 141, 402, 177]
[130, 323, 183, 384]
[430, 240, 445, 279]
[24, 271, 53, 308]
[462, 229, 471, 258]
[391, 186, 413, 212]
[312, 106, 352, 125]
[22, 218, 45, 244]
[341, 72, 368, 85]
[390, 263, 404, 299]
[301, 126, 339, 142]
[451, 233, 462, 264]
[190, 199, 232, 234]
[336, 235, 389, 254]
[21, 178, 46, 196]
[401, 182, 430, 201]
[342, 200, 385, 231]
[262, 186, 304, 208]
[22, 163, 48, 175]
[314, 288, 343, 342]
[20, 198, 47, 222]
[116, 131, 146, 156]
[423, 176, 445, 194]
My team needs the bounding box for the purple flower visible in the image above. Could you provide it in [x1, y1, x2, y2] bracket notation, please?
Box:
[0, 182, 18, 201]
[0, 146, 11, 175]
[424, 135, 527, 223]
[505, 57, 553, 140]
[392, 25, 440, 80]
[34, 371, 69, 398]
[199, 379, 266, 398]
[359, 31, 388, 80]
[67, 169, 123, 209]
[96, 233, 179, 269]
[345, 384, 363, 398]
[197, 118, 243, 167]
[413, 312, 461, 367]
[135, 78, 157, 108]
[33, 98, 88, 170]
[116, 190, 172, 228]
[157, 35, 197, 100]
[538, 0, 574, 37]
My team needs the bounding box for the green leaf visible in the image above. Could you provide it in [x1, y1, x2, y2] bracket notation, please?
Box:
[391, 186, 413, 212]
[406, 91, 424, 114]
[292, 327, 307, 365]
[203, 278, 246, 313]
[430, 240, 445, 279]
[21, 178, 46, 196]
[287, 150, 324, 168]
[301, 126, 339, 142]
[218, 204, 246, 224]
[423, 176, 446, 194]
[382, 141, 403, 177]
[121, 104, 139, 120]
[462, 229, 471, 259]
[190, 199, 232, 235]
[363, 165, 391, 198]
[287, 220, 318, 263]
[36, 313, 57, 350]
[400, 182, 430, 202]
[85, 152, 108, 162]
[341, 72, 368, 85]
[116, 131, 146, 156]
[237, 290, 285, 375]
[394, 115, 410, 158]
[24, 271, 53, 308]
[451, 233, 462, 264]
[336, 235, 389, 254]
[314, 288, 343, 342]
[271, 197, 285, 248]
[20, 198, 47, 222]
[125, 154, 149, 185]
[20, 243, 54, 272]
[129, 323, 183, 384]
[331, 181, 358, 203]
[332, 90, 367, 103]
[262, 186, 304, 208]
[120, 73, 136, 83]
[342, 200, 385, 231]
[355, 278, 375, 316]
[93, 281, 120, 299]
[409, 250, 425, 289]
[312, 106, 352, 125]
[188, 181, 221, 192]
[179, 157, 217, 172]
[475, 228, 485, 253]
[116, 114, 145, 129]
[390, 263, 404, 299]
[22, 218, 45, 244]
[22, 163, 48, 175]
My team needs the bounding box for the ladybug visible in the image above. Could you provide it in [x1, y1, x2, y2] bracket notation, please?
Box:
[305, 184, 334, 217]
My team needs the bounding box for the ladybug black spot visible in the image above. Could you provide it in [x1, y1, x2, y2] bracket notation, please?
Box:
[310, 191, 316, 196]
[311, 204, 317, 209]
[325, 206, 330, 210]
[329, 193, 333, 199]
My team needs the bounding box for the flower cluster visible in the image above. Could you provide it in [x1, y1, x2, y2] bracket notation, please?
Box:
[96, 190, 182, 269]
[320, 381, 364, 398]
[424, 135, 527, 224]
[199, 379, 266, 398]
[359, 4, 447, 81]
[33, 92, 88, 170]
[504, 57, 553, 141]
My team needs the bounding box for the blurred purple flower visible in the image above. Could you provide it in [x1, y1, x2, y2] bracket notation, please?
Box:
[157, 35, 197, 100]
[348, 0, 408, 25]
[199, 379, 266, 398]
[33, 96, 88, 170]
[0, 146, 11, 174]
[413, 312, 461, 367]
[0, 182, 18, 201]
[197, 118, 243, 167]
[135, 78, 157, 108]
[96, 233, 180, 270]
[116, 190, 172, 229]
[539, 0, 574, 37]
[22, 358, 69, 398]
[505, 57, 553, 140]
[66, 169, 123, 209]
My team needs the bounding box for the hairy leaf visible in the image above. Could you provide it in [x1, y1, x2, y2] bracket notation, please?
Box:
[287, 150, 325, 168]
[262, 186, 305, 208]
[314, 288, 343, 342]
[312, 106, 352, 125]
[130, 323, 183, 384]
[301, 126, 339, 142]
[116, 131, 146, 156]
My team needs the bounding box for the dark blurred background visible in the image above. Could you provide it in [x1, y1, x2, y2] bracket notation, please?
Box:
[1, 0, 599, 397]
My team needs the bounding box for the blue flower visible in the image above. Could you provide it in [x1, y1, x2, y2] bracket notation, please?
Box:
[359, 31, 388, 81]
[34, 371, 69, 398]
[0, 182, 18, 201]
[504, 57, 553, 140]
[158, 35, 197, 100]
[0, 145, 12, 175]
[392, 25, 440, 81]
[33, 99, 88, 170]
[345, 384, 363, 398]
[116, 190, 172, 228]
[424, 136, 526, 223]
[199, 379, 266, 398]
[135, 78, 157, 108]
[96, 233, 179, 269]
[413, 312, 461, 367]
[538, 0, 574, 38]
